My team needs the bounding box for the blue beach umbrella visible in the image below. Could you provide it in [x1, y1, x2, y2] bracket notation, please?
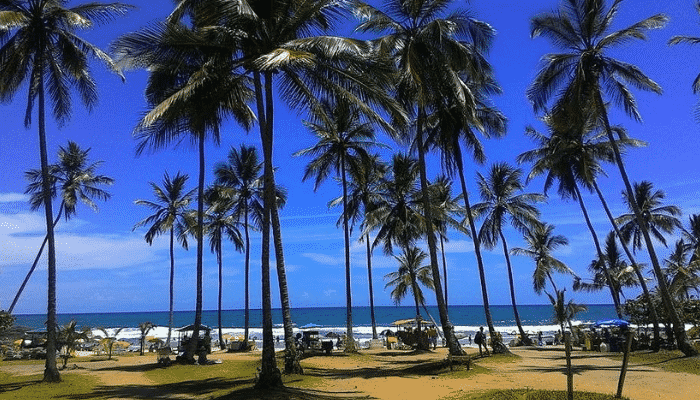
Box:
[300, 323, 321, 329]
[594, 319, 629, 328]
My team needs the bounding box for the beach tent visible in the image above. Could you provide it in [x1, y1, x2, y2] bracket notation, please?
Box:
[594, 319, 629, 328]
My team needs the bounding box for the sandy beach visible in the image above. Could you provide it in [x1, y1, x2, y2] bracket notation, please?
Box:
[2, 345, 698, 399]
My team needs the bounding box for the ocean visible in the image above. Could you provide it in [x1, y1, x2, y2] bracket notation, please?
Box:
[12, 304, 617, 347]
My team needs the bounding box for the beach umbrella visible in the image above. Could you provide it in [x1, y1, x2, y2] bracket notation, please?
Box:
[380, 329, 395, 336]
[300, 323, 321, 329]
[594, 319, 629, 328]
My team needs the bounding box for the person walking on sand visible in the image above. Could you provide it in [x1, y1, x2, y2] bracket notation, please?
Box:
[475, 326, 489, 357]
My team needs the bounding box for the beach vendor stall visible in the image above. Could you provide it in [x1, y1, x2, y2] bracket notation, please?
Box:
[392, 317, 432, 349]
[176, 324, 211, 363]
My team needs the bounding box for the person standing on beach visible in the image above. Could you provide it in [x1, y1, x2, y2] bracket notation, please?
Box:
[475, 327, 489, 357]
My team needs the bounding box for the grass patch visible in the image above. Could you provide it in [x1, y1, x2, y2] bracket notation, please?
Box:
[446, 389, 628, 400]
[605, 350, 700, 375]
[0, 370, 98, 400]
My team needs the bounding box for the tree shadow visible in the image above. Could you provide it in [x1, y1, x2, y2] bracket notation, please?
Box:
[212, 386, 372, 399]
[303, 359, 451, 380]
[58, 377, 255, 400]
[0, 378, 42, 394]
[523, 363, 646, 376]
[94, 363, 166, 373]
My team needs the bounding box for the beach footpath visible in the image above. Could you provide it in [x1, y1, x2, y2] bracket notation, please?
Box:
[1, 346, 698, 399]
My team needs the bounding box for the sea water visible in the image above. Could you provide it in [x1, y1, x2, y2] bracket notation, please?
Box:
[13, 305, 617, 348]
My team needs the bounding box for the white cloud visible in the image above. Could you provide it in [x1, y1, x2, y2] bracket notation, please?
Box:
[0, 193, 28, 203]
[323, 289, 336, 297]
[1, 211, 167, 271]
[301, 252, 342, 266]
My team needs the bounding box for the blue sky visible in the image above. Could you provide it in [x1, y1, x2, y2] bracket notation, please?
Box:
[1, 0, 700, 315]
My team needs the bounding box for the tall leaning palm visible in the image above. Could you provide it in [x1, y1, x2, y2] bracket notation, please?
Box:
[12, 141, 113, 314]
[528, 0, 695, 355]
[354, 0, 498, 356]
[0, 0, 131, 381]
[134, 171, 194, 348]
[112, 18, 255, 362]
[472, 163, 544, 345]
[295, 99, 380, 353]
[519, 116, 624, 318]
[214, 145, 265, 351]
[519, 113, 661, 346]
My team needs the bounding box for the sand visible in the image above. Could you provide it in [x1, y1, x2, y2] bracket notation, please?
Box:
[1, 346, 698, 399]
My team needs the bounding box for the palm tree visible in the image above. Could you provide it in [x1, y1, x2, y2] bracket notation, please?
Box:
[97, 327, 124, 361]
[512, 222, 574, 295]
[616, 181, 682, 253]
[112, 17, 255, 362]
[162, 0, 403, 380]
[295, 99, 381, 353]
[574, 232, 639, 304]
[342, 154, 388, 340]
[134, 171, 194, 348]
[425, 175, 466, 308]
[138, 322, 156, 356]
[202, 186, 244, 350]
[385, 246, 435, 350]
[354, 0, 498, 355]
[214, 145, 265, 351]
[519, 116, 624, 317]
[669, 2, 700, 120]
[0, 0, 131, 381]
[528, 0, 695, 356]
[11, 141, 113, 314]
[519, 113, 663, 347]
[472, 163, 544, 344]
[664, 240, 700, 300]
[683, 214, 700, 260]
[58, 320, 90, 369]
[369, 154, 431, 346]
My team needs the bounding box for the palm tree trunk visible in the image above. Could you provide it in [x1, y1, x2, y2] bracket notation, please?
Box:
[592, 180, 661, 350]
[365, 234, 378, 340]
[167, 226, 175, 347]
[499, 231, 530, 345]
[186, 131, 206, 363]
[255, 71, 282, 387]
[39, 62, 60, 382]
[415, 110, 462, 355]
[440, 235, 448, 306]
[408, 258, 425, 350]
[572, 182, 623, 318]
[261, 72, 299, 373]
[218, 240, 225, 350]
[9, 202, 64, 314]
[454, 143, 497, 349]
[596, 92, 696, 356]
[341, 155, 356, 353]
[243, 205, 250, 350]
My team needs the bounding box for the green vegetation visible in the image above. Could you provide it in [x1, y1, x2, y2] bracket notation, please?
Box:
[0, 371, 99, 400]
[448, 389, 628, 400]
[606, 350, 700, 375]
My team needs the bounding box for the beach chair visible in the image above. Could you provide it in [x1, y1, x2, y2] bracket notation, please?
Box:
[386, 336, 398, 350]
